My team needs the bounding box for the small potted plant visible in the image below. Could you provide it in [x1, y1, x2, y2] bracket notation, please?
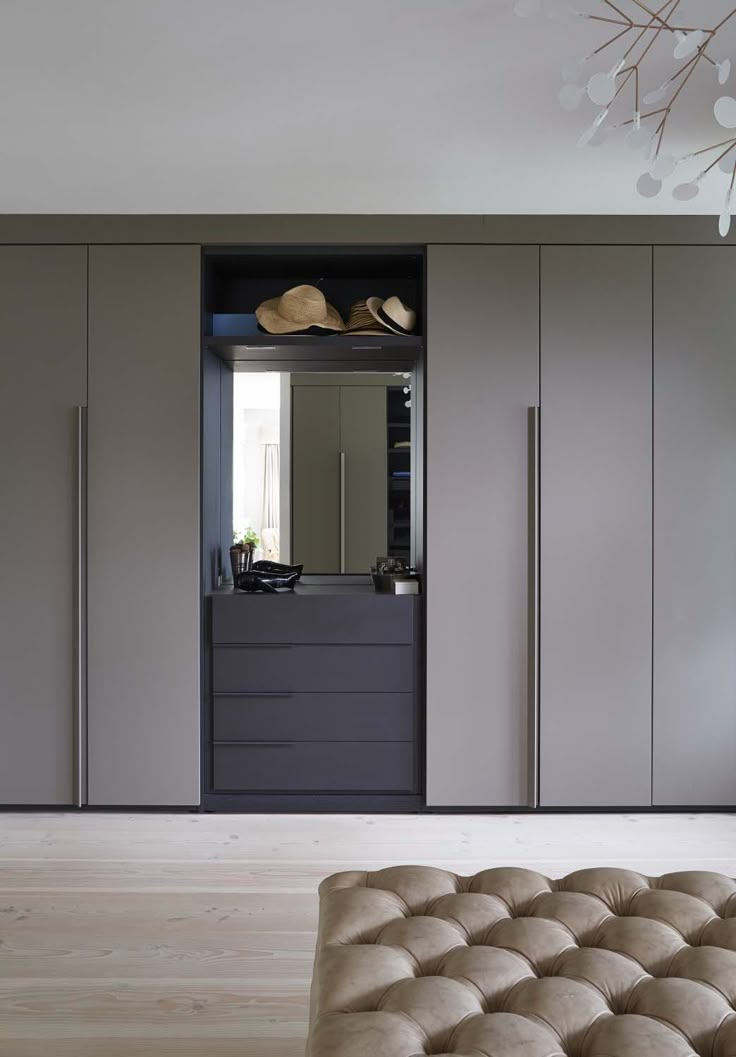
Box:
[230, 528, 261, 583]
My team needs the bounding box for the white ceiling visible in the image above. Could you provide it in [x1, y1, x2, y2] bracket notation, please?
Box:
[1, 0, 734, 214]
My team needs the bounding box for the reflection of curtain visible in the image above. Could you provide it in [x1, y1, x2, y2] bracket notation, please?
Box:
[261, 443, 280, 561]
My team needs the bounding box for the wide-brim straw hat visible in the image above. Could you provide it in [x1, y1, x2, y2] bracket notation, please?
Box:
[366, 295, 416, 336]
[344, 299, 392, 336]
[256, 284, 344, 334]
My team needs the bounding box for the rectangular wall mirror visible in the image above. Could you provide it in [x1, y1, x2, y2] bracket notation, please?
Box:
[233, 369, 416, 574]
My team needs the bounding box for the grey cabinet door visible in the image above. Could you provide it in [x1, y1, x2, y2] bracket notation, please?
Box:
[539, 246, 652, 807]
[0, 247, 87, 804]
[291, 386, 341, 573]
[87, 245, 200, 806]
[426, 245, 539, 806]
[653, 247, 736, 805]
[341, 385, 387, 572]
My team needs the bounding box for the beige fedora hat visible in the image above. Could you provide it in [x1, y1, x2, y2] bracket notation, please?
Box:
[366, 296, 416, 336]
[344, 299, 392, 336]
[256, 285, 344, 334]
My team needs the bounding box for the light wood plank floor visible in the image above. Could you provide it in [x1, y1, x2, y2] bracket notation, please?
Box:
[0, 811, 735, 1056]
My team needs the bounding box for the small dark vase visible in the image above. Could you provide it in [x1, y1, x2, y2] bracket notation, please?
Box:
[229, 544, 255, 584]
[229, 546, 245, 584]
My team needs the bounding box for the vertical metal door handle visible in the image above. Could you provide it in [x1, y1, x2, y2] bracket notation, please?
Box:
[528, 406, 540, 808]
[339, 450, 346, 574]
[74, 406, 88, 807]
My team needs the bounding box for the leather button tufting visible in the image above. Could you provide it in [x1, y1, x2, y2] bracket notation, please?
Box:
[308, 867, 736, 1057]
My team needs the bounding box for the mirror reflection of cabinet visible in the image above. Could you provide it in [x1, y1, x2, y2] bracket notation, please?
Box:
[291, 377, 388, 573]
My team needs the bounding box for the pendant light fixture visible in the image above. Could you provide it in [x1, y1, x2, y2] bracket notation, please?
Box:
[515, 0, 736, 235]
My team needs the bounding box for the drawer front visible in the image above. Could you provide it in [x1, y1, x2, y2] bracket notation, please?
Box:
[212, 645, 414, 694]
[212, 693, 415, 742]
[212, 741, 416, 793]
[211, 594, 416, 645]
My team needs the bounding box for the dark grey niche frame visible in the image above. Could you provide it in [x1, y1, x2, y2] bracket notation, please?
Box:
[201, 243, 426, 585]
[200, 244, 427, 812]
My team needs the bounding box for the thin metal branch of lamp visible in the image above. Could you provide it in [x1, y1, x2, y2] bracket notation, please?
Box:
[515, 0, 736, 235]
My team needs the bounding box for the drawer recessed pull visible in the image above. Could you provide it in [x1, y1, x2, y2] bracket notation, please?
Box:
[245, 644, 292, 649]
[215, 740, 291, 747]
[213, 643, 293, 649]
[212, 693, 295, 699]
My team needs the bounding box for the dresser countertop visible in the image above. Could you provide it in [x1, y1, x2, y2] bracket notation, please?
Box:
[209, 582, 380, 597]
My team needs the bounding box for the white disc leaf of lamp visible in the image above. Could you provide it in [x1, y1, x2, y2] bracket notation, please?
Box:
[718, 59, 732, 86]
[673, 30, 705, 60]
[587, 72, 617, 106]
[672, 181, 701, 201]
[719, 190, 733, 237]
[627, 125, 653, 151]
[718, 151, 736, 173]
[714, 96, 736, 129]
[637, 172, 662, 198]
[587, 124, 609, 147]
[514, 0, 541, 17]
[643, 83, 669, 105]
[577, 108, 608, 147]
[559, 83, 584, 111]
[650, 154, 678, 180]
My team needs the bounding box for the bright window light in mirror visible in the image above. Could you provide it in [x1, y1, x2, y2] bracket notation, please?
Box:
[233, 373, 282, 564]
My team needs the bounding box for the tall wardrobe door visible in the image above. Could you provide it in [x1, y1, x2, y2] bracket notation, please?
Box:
[539, 246, 652, 807]
[341, 385, 387, 573]
[426, 245, 539, 806]
[653, 247, 736, 805]
[291, 386, 341, 573]
[87, 246, 200, 806]
[0, 247, 87, 804]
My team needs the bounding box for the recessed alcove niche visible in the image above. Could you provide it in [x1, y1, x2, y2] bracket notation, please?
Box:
[201, 245, 425, 590]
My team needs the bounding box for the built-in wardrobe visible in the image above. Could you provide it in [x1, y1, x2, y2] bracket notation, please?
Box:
[426, 243, 736, 809]
[0, 245, 200, 806]
[1, 231, 734, 812]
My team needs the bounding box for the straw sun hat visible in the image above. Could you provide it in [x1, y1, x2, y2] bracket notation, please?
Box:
[345, 296, 418, 336]
[344, 299, 391, 336]
[366, 296, 416, 336]
[256, 285, 344, 334]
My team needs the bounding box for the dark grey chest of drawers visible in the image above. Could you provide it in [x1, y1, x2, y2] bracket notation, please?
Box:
[203, 588, 423, 811]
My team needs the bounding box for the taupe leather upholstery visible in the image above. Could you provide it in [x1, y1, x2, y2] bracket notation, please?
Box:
[307, 866, 736, 1057]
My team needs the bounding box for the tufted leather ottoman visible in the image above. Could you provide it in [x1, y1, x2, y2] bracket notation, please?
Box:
[306, 866, 736, 1057]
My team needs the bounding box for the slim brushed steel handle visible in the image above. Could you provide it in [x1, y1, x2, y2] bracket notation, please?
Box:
[74, 406, 88, 807]
[340, 450, 346, 574]
[528, 406, 540, 809]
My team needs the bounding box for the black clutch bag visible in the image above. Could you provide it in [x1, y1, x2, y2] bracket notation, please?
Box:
[251, 560, 303, 579]
[235, 569, 300, 593]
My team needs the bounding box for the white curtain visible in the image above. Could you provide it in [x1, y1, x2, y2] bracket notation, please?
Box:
[261, 443, 280, 560]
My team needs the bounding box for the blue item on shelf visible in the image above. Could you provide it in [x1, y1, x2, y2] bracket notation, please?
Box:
[211, 313, 261, 336]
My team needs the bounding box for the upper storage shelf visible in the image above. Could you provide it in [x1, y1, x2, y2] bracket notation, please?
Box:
[202, 246, 424, 369]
